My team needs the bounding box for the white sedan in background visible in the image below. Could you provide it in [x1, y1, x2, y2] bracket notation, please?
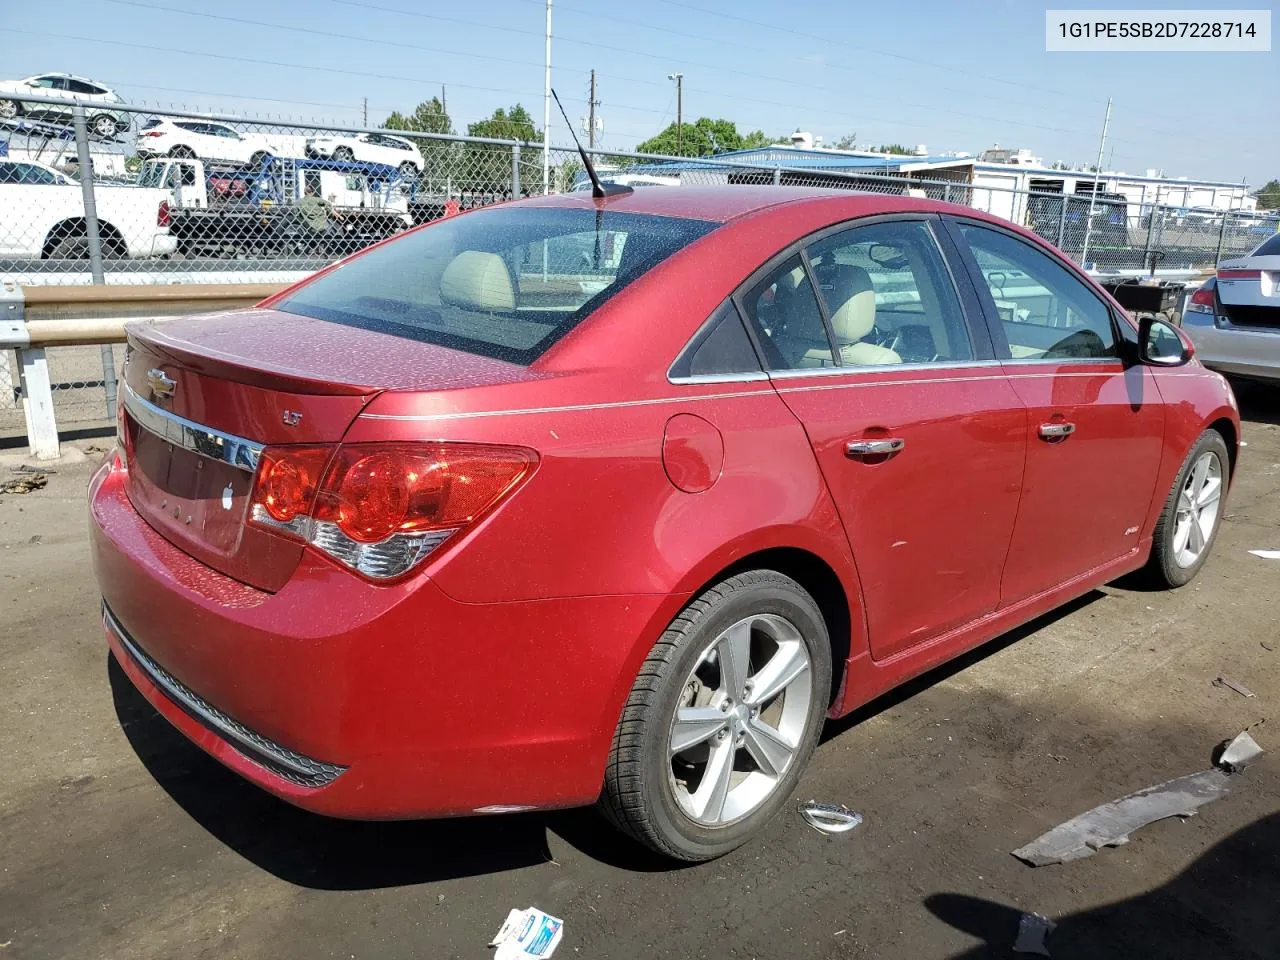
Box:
[1182, 232, 1280, 383]
[306, 132, 421, 175]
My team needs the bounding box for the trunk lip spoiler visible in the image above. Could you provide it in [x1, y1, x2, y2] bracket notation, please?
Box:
[123, 379, 264, 474]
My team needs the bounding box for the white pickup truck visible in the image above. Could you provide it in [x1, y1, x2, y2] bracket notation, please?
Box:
[0, 163, 177, 259]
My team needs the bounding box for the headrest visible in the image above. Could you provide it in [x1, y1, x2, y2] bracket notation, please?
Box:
[439, 251, 516, 312]
[818, 263, 876, 342]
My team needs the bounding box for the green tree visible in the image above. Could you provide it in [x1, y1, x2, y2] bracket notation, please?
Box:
[463, 104, 542, 195]
[1256, 179, 1280, 210]
[832, 133, 858, 150]
[637, 118, 768, 157]
[871, 143, 915, 155]
[382, 98, 454, 187]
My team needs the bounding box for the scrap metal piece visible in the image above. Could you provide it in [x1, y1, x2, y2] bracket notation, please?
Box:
[1248, 550, 1280, 560]
[799, 801, 863, 835]
[1215, 676, 1256, 698]
[1013, 731, 1264, 867]
[1013, 912, 1056, 956]
[1217, 731, 1264, 772]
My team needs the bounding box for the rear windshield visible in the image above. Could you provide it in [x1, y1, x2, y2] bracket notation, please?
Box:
[277, 206, 717, 364]
[1253, 233, 1280, 257]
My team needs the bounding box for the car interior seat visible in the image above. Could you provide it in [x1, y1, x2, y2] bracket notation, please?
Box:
[439, 251, 517, 313]
[810, 263, 902, 366]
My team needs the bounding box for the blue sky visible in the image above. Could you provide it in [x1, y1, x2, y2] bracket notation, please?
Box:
[2, 0, 1275, 184]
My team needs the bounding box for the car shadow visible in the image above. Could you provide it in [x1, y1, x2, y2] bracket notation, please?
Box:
[108, 657, 675, 890]
[1230, 378, 1279, 426]
[821, 592, 1105, 743]
[925, 811, 1280, 958]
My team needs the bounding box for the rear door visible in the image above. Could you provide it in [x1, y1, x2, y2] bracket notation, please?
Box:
[741, 216, 1027, 661]
[944, 217, 1165, 604]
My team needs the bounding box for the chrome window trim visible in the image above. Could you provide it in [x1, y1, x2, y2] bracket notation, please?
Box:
[668, 371, 771, 385]
[104, 604, 345, 788]
[122, 381, 263, 473]
[997, 357, 1124, 367]
[766, 358, 1004, 380]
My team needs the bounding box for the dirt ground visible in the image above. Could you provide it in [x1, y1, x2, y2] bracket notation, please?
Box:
[1, 382, 1278, 960]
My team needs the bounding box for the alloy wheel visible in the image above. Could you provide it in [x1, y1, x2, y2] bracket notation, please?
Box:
[1173, 450, 1223, 568]
[667, 614, 812, 826]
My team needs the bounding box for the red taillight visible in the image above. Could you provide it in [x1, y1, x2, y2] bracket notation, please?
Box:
[157, 200, 171, 228]
[1218, 269, 1262, 280]
[141, 130, 163, 137]
[1188, 286, 1215, 310]
[249, 442, 534, 580]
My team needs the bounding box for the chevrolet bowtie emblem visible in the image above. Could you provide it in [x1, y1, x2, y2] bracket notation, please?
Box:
[146, 367, 176, 401]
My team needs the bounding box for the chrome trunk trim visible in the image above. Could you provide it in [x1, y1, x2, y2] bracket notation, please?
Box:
[122, 381, 264, 473]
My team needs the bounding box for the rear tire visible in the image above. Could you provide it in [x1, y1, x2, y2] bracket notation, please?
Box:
[89, 113, 120, 138]
[600, 571, 831, 862]
[249, 151, 270, 170]
[332, 146, 355, 162]
[168, 145, 195, 159]
[0, 99, 19, 121]
[398, 161, 420, 177]
[1145, 429, 1230, 588]
[47, 236, 90, 260]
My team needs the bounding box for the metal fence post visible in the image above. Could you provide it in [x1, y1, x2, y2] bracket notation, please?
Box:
[511, 144, 521, 197]
[18, 348, 59, 460]
[772, 167, 781, 186]
[1214, 212, 1230, 265]
[1055, 196, 1069, 249]
[943, 182, 951, 203]
[72, 104, 119, 421]
[1143, 204, 1158, 269]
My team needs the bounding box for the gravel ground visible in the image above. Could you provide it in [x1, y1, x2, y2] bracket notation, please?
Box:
[1, 383, 1277, 960]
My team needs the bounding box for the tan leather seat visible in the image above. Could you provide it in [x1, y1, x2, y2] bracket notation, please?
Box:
[439, 250, 516, 312]
[810, 264, 901, 366]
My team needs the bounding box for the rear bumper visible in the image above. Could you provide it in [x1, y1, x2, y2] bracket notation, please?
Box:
[90, 456, 670, 818]
[1183, 309, 1280, 382]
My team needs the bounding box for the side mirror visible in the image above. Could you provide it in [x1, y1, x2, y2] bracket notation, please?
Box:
[1138, 314, 1193, 367]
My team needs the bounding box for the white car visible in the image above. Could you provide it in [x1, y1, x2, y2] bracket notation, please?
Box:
[0, 177, 176, 260]
[306, 132, 422, 175]
[1181, 232, 1280, 383]
[0, 160, 74, 185]
[136, 117, 288, 167]
[0, 73, 131, 138]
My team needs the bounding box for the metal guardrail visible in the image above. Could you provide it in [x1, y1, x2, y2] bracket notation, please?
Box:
[3, 282, 283, 459]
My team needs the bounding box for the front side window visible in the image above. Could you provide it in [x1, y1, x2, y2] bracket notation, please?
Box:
[960, 222, 1118, 361]
[32, 77, 61, 89]
[278, 207, 716, 365]
[740, 255, 835, 369]
[805, 220, 972, 365]
[15, 164, 59, 185]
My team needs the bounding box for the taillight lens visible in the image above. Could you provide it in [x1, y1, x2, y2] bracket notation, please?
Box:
[157, 200, 171, 228]
[249, 442, 534, 581]
[1186, 285, 1216, 314]
[142, 130, 163, 137]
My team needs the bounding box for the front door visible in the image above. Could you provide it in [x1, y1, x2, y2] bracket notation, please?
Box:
[947, 218, 1165, 603]
[738, 217, 1027, 661]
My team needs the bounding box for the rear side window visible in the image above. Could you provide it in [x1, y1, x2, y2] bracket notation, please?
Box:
[278, 206, 717, 365]
[740, 254, 836, 369]
[1253, 234, 1280, 257]
[669, 301, 761, 379]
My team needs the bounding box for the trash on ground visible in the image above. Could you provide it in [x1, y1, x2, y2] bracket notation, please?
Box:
[1011, 731, 1264, 867]
[1216, 730, 1264, 772]
[490, 907, 563, 960]
[1214, 676, 1256, 698]
[799, 801, 864, 835]
[0, 475, 48, 495]
[10, 464, 54, 475]
[1248, 549, 1280, 560]
[1013, 912, 1056, 956]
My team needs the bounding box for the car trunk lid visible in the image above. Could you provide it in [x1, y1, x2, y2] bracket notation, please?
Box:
[120, 309, 532, 591]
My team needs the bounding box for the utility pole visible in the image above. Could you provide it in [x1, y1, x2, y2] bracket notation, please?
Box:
[1079, 96, 1112, 267]
[668, 72, 683, 155]
[587, 69, 599, 149]
[441, 84, 447, 117]
[543, 0, 553, 195]
[362, 97, 368, 126]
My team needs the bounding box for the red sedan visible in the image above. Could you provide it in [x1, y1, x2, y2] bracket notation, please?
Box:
[90, 187, 1239, 861]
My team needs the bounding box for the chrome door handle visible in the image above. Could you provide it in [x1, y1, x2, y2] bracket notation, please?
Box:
[845, 438, 905, 459]
[1038, 422, 1076, 440]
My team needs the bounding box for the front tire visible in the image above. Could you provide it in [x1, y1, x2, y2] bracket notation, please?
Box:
[168, 145, 195, 159]
[89, 113, 120, 138]
[1146, 429, 1230, 587]
[332, 146, 355, 162]
[600, 571, 831, 861]
[0, 99, 19, 121]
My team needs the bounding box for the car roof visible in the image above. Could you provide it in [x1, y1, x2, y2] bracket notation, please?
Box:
[518, 184, 966, 224]
[30, 72, 109, 85]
